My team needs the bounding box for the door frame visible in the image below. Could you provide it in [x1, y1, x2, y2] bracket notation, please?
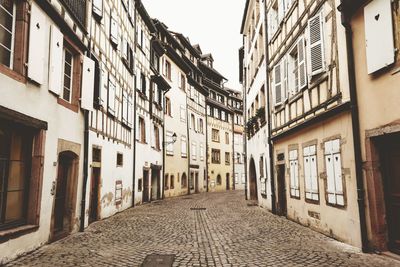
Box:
[89, 167, 101, 224]
[276, 163, 287, 217]
[248, 157, 258, 200]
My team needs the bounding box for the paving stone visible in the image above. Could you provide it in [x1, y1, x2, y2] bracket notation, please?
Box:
[4, 191, 400, 267]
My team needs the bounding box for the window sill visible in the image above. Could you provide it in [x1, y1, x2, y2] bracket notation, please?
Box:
[0, 64, 26, 84]
[0, 225, 39, 243]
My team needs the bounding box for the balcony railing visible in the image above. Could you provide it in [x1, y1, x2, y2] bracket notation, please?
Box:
[61, 0, 86, 28]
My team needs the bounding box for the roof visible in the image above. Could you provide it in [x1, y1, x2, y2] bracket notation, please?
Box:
[240, 0, 251, 34]
[337, 0, 367, 18]
[201, 53, 214, 62]
[135, 0, 156, 33]
[198, 61, 227, 81]
[172, 33, 201, 58]
[152, 19, 185, 51]
[193, 44, 203, 55]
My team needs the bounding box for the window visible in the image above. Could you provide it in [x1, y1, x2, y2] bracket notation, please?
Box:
[287, 37, 307, 95]
[211, 149, 221, 164]
[325, 139, 344, 206]
[242, 173, 245, 184]
[212, 129, 220, 142]
[191, 114, 196, 130]
[225, 152, 230, 165]
[138, 179, 142, 192]
[216, 175, 222, 185]
[235, 173, 239, 184]
[166, 131, 174, 155]
[259, 156, 264, 178]
[92, 0, 103, 19]
[140, 73, 146, 95]
[165, 97, 171, 116]
[0, 123, 33, 230]
[170, 175, 175, 189]
[307, 12, 325, 76]
[268, 1, 279, 41]
[181, 136, 187, 158]
[92, 147, 101, 163]
[108, 76, 116, 115]
[154, 125, 160, 151]
[110, 10, 119, 46]
[304, 145, 319, 202]
[225, 132, 229, 144]
[116, 153, 123, 167]
[191, 142, 197, 160]
[181, 173, 187, 188]
[221, 111, 226, 121]
[0, 0, 15, 68]
[200, 143, 204, 161]
[180, 105, 186, 123]
[139, 117, 146, 143]
[273, 60, 286, 106]
[179, 73, 186, 90]
[164, 60, 171, 80]
[199, 118, 204, 134]
[62, 48, 74, 102]
[289, 149, 300, 198]
[164, 174, 169, 190]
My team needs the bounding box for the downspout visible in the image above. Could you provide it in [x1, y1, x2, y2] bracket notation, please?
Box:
[205, 100, 209, 192]
[264, 0, 276, 214]
[186, 91, 191, 195]
[80, 110, 89, 232]
[339, 2, 368, 252]
[243, 65, 248, 200]
[132, 7, 138, 208]
[232, 110, 235, 190]
[162, 86, 170, 199]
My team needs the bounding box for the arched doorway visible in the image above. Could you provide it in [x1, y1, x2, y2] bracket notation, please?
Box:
[249, 157, 258, 200]
[52, 151, 79, 241]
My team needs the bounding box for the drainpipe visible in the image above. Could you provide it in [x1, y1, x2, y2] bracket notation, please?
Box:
[205, 101, 209, 192]
[80, 109, 89, 232]
[232, 110, 235, 191]
[264, 1, 276, 214]
[132, 8, 138, 208]
[186, 91, 191, 195]
[338, 2, 368, 252]
[162, 86, 170, 199]
[243, 66, 248, 200]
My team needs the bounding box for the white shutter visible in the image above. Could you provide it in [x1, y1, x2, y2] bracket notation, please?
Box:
[122, 37, 128, 60]
[110, 11, 119, 45]
[304, 147, 311, 199]
[274, 63, 282, 105]
[278, 0, 285, 22]
[81, 56, 95, 111]
[100, 65, 108, 108]
[28, 3, 47, 84]
[127, 94, 133, 127]
[307, 12, 325, 76]
[48, 25, 64, 95]
[122, 91, 128, 123]
[298, 37, 307, 89]
[282, 57, 288, 100]
[325, 141, 335, 204]
[364, 0, 395, 74]
[294, 159, 299, 197]
[108, 76, 116, 114]
[310, 154, 318, 200]
[150, 124, 154, 147]
[92, 0, 103, 18]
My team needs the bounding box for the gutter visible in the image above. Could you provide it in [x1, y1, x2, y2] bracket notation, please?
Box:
[338, 1, 368, 252]
[264, 0, 276, 214]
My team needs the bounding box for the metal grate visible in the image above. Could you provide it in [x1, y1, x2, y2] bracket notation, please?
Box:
[141, 254, 175, 267]
[190, 207, 206, 211]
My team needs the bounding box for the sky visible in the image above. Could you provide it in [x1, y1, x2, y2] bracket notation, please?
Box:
[142, 0, 246, 90]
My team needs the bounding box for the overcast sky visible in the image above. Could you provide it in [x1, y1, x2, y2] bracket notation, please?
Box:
[142, 0, 246, 90]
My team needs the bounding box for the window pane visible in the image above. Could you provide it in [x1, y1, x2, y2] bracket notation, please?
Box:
[0, 44, 11, 66]
[0, 26, 12, 49]
[5, 190, 24, 222]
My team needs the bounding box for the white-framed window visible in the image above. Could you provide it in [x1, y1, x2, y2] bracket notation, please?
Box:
[221, 111, 226, 121]
[307, 11, 325, 76]
[181, 135, 187, 158]
[191, 141, 197, 160]
[62, 48, 74, 102]
[0, 0, 15, 68]
[288, 37, 307, 95]
[268, 1, 279, 41]
[304, 145, 319, 201]
[273, 60, 287, 106]
[166, 131, 174, 155]
[324, 139, 344, 206]
[180, 105, 186, 123]
[199, 143, 204, 161]
[212, 128, 220, 142]
[289, 149, 300, 198]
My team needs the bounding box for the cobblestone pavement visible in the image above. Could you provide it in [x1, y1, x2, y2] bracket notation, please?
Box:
[6, 191, 400, 267]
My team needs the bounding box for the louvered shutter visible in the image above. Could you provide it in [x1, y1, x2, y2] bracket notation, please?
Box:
[28, 3, 47, 84]
[278, 0, 285, 22]
[325, 141, 335, 204]
[282, 57, 288, 100]
[81, 56, 95, 111]
[307, 12, 325, 76]
[108, 76, 116, 115]
[100, 65, 108, 108]
[110, 11, 119, 45]
[298, 37, 307, 89]
[274, 63, 282, 105]
[92, 0, 103, 18]
[48, 25, 63, 95]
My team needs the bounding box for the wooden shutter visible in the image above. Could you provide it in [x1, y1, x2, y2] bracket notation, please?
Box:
[92, 0, 103, 18]
[307, 12, 325, 76]
[282, 57, 288, 100]
[110, 11, 119, 45]
[298, 37, 307, 89]
[274, 63, 282, 105]
[325, 140, 336, 204]
[127, 94, 133, 127]
[28, 3, 47, 84]
[100, 65, 108, 108]
[48, 25, 64, 95]
[332, 139, 344, 205]
[108, 76, 116, 115]
[81, 56, 95, 111]
[364, 0, 395, 74]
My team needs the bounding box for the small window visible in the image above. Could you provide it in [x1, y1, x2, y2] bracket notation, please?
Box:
[141, 73, 146, 95]
[170, 175, 175, 189]
[0, 0, 15, 68]
[225, 132, 229, 144]
[211, 149, 221, 164]
[92, 147, 101, 163]
[138, 179, 143, 192]
[212, 129, 220, 142]
[164, 60, 171, 80]
[225, 152, 230, 165]
[116, 153, 123, 167]
[181, 173, 187, 188]
[139, 117, 146, 143]
[154, 125, 160, 151]
[164, 174, 169, 190]
[62, 48, 74, 102]
[165, 97, 172, 116]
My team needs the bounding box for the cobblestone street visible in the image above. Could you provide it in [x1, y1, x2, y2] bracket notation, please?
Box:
[6, 191, 400, 267]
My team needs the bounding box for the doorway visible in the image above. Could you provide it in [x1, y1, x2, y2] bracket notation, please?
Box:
[151, 169, 160, 201]
[142, 169, 150, 203]
[249, 158, 258, 200]
[379, 134, 400, 254]
[276, 164, 287, 216]
[195, 172, 199, 193]
[52, 151, 78, 240]
[89, 167, 100, 224]
[226, 173, 230, 190]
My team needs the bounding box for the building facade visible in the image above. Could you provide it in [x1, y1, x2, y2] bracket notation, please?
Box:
[339, 0, 400, 254]
[265, 0, 361, 248]
[0, 0, 92, 261]
[240, 0, 272, 208]
[201, 54, 234, 192]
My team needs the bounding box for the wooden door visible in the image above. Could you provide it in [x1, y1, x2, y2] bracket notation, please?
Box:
[195, 173, 199, 193]
[89, 167, 100, 224]
[226, 173, 230, 190]
[54, 154, 71, 233]
[277, 164, 287, 216]
[382, 136, 400, 254]
[142, 170, 149, 203]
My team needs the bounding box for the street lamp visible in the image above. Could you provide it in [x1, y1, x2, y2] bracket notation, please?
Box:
[164, 132, 177, 145]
